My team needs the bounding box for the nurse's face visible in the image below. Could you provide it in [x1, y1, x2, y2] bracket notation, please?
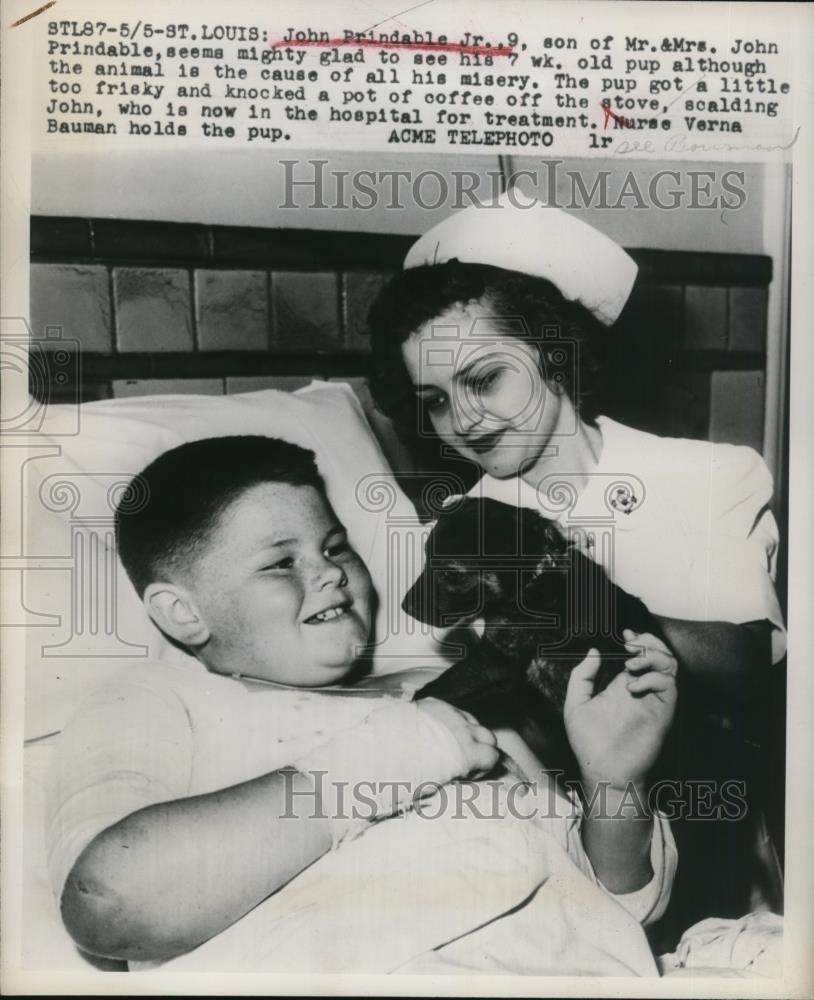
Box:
[401, 301, 565, 480]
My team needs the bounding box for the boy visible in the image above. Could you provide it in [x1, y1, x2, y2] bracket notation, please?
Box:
[47, 435, 678, 971]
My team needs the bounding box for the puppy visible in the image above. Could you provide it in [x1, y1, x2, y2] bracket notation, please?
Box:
[404, 497, 664, 761]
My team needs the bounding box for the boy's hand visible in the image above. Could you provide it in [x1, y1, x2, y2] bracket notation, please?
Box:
[564, 631, 677, 791]
[416, 697, 500, 779]
[292, 697, 499, 846]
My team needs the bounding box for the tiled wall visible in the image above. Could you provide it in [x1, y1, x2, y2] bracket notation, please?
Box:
[604, 279, 768, 449]
[29, 217, 771, 454]
[29, 264, 391, 365]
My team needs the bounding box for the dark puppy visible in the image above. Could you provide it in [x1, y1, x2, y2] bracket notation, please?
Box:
[404, 497, 664, 762]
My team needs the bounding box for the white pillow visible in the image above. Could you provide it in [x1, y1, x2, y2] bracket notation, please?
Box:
[23, 382, 438, 738]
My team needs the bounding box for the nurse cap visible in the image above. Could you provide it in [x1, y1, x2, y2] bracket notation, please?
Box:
[403, 187, 637, 327]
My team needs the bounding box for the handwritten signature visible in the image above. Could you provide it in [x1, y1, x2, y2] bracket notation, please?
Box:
[613, 125, 801, 156]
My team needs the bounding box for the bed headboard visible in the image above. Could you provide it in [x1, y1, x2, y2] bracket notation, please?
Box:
[30, 216, 771, 456]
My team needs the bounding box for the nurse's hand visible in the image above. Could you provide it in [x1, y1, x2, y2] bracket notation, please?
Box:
[563, 632, 678, 792]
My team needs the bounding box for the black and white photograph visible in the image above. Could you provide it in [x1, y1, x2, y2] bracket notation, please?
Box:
[1, 0, 813, 994]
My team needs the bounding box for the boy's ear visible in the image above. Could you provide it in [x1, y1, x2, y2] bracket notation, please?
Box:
[143, 582, 210, 648]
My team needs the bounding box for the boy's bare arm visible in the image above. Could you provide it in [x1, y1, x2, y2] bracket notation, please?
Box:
[61, 697, 498, 963]
[61, 768, 331, 963]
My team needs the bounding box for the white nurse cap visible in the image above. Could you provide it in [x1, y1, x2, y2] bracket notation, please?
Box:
[403, 188, 638, 327]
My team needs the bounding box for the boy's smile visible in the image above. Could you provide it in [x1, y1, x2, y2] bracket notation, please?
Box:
[187, 482, 373, 686]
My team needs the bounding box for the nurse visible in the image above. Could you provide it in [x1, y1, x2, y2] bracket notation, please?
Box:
[367, 189, 786, 701]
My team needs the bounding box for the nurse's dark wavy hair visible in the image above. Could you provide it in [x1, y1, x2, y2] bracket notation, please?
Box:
[367, 260, 607, 456]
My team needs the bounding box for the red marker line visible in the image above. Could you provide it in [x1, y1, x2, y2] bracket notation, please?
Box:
[10, 0, 56, 27]
[270, 36, 514, 57]
[599, 102, 633, 129]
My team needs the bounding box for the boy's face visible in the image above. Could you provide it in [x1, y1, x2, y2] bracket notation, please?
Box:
[188, 482, 373, 686]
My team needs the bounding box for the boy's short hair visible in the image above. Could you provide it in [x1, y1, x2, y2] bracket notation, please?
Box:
[115, 436, 325, 597]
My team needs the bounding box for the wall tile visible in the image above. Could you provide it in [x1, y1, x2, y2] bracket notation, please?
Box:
[604, 371, 711, 442]
[112, 378, 225, 398]
[114, 268, 193, 352]
[271, 272, 340, 351]
[195, 270, 269, 351]
[342, 272, 392, 350]
[684, 286, 728, 350]
[614, 284, 684, 374]
[225, 375, 320, 394]
[708, 370, 765, 451]
[29, 264, 112, 352]
[728, 287, 768, 352]
[659, 372, 712, 440]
